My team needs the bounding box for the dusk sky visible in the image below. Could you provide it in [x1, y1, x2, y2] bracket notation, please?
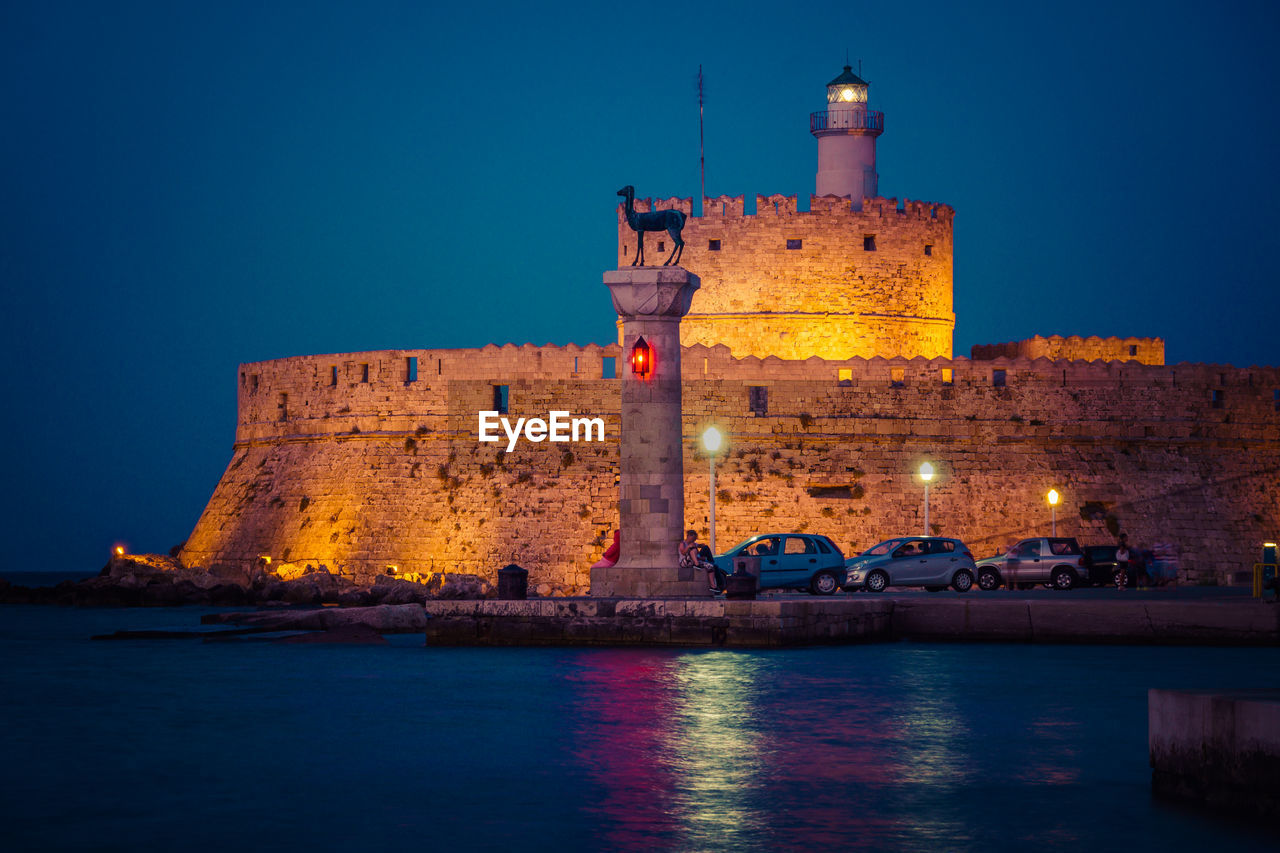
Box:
[3, 0, 1278, 569]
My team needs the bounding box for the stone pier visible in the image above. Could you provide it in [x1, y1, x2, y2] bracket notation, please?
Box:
[1150, 688, 1280, 817]
[590, 267, 708, 598]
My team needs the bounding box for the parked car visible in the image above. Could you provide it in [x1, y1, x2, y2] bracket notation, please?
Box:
[1082, 544, 1121, 587]
[713, 533, 846, 595]
[844, 537, 977, 592]
[975, 537, 1088, 591]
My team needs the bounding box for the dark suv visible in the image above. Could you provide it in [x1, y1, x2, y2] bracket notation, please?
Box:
[975, 537, 1088, 591]
[1082, 545, 1121, 587]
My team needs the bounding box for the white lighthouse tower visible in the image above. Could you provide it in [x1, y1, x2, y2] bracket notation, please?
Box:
[811, 64, 884, 209]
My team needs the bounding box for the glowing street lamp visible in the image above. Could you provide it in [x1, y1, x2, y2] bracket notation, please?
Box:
[702, 426, 725, 553]
[919, 462, 935, 536]
[1047, 488, 1060, 536]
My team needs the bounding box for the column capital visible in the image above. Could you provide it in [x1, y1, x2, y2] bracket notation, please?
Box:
[605, 267, 701, 319]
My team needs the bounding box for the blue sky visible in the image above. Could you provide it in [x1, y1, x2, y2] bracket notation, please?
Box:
[2, 0, 1278, 568]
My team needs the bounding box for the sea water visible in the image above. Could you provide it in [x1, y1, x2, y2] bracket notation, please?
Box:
[1, 603, 1276, 852]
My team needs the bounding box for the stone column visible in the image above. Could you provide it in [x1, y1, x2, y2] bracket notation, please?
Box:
[591, 267, 708, 598]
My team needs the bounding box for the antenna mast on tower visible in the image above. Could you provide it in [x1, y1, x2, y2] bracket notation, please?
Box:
[697, 65, 706, 210]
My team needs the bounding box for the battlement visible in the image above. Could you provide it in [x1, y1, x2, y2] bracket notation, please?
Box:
[973, 335, 1166, 366]
[236, 342, 1280, 440]
[619, 194, 955, 223]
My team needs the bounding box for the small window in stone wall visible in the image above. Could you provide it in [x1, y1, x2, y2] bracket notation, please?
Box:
[992, 369, 1007, 387]
[924, 244, 933, 256]
[1211, 389, 1223, 409]
[658, 241, 665, 252]
[748, 386, 768, 416]
[493, 384, 509, 414]
[361, 364, 370, 383]
[406, 356, 418, 383]
[240, 371, 246, 388]
[863, 235, 876, 251]
[786, 239, 802, 250]
[573, 356, 579, 374]
[940, 368, 953, 384]
[330, 366, 338, 386]
[838, 368, 853, 383]
[708, 239, 721, 251]
[277, 392, 288, 422]
[602, 357, 617, 379]
[891, 368, 905, 386]
[251, 375, 259, 393]
[1129, 345, 1138, 357]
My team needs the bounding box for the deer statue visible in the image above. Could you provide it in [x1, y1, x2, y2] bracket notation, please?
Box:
[617, 185, 686, 266]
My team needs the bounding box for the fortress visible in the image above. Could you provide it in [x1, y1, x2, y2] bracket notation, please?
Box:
[179, 67, 1279, 592]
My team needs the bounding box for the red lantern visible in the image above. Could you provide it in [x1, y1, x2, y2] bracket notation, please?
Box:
[630, 336, 653, 378]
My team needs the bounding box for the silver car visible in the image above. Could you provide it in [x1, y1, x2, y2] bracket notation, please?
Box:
[845, 537, 977, 592]
[974, 537, 1087, 591]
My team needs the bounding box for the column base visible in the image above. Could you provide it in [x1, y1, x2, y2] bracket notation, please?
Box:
[590, 565, 715, 598]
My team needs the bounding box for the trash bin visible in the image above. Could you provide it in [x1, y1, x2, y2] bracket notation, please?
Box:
[497, 563, 528, 600]
[725, 556, 759, 600]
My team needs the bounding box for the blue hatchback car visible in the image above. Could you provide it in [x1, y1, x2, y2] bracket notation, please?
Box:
[713, 533, 846, 595]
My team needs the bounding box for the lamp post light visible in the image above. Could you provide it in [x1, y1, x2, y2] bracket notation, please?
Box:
[702, 426, 725, 553]
[1047, 488, 1060, 536]
[919, 461, 935, 536]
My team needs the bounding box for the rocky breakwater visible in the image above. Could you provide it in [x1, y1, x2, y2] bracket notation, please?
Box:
[0, 554, 491, 607]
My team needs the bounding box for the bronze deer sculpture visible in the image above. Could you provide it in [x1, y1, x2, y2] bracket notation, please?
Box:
[617, 185, 686, 266]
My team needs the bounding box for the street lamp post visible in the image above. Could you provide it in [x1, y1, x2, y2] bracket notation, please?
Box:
[702, 427, 724, 553]
[1047, 488, 1060, 536]
[919, 462, 935, 536]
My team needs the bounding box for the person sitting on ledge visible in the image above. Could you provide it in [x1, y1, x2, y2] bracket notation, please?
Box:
[678, 529, 718, 591]
[591, 530, 620, 569]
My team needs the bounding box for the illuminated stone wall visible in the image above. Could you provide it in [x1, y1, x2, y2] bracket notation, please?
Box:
[973, 335, 1166, 365]
[617, 195, 954, 361]
[181, 345, 1280, 594]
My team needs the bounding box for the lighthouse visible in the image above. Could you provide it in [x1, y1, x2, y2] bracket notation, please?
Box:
[811, 64, 884, 209]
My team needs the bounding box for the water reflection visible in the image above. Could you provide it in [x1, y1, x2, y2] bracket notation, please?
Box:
[567, 648, 1013, 850]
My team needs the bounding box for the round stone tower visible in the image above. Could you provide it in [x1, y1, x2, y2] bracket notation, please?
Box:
[811, 65, 884, 208]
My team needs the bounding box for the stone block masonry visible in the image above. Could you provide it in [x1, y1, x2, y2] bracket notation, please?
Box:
[619, 195, 954, 362]
[179, 343, 1280, 595]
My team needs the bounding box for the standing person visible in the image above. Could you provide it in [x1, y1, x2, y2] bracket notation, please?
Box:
[679, 529, 718, 591]
[1115, 533, 1130, 591]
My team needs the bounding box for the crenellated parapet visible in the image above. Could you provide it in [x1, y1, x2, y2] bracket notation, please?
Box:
[972, 335, 1166, 366]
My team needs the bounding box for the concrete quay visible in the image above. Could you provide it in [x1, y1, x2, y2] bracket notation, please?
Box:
[421, 596, 1280, 648]
[1150, 689, 1280, 817]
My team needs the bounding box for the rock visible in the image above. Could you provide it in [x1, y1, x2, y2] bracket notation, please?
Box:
[210, 603, 427, 634]
[336, 589, 374, 607]
[281, 579, 322, 605]
[207, 584, 249, 606]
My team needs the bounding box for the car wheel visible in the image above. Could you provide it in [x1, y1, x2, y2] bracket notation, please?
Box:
[1051, 567, 1075, 591]
[924, 585, 945, 592]
[951, 569, 974, 592]
[864, 570, 888, 593]
[810, 571, 838, 596]
[977, 568, 1001, 591]
[713, 568, 728, 591]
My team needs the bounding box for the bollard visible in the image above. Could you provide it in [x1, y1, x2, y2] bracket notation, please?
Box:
[497, 564, 528, 600]
[724, 556, 759, 600]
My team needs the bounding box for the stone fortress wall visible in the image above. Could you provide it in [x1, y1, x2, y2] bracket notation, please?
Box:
[974, 335, 1166, 366]
[180, 344, 1280, 595]
[619, 195, 954, 362]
